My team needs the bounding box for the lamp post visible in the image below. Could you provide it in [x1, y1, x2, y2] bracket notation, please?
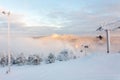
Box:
[1, 11, 11, 73]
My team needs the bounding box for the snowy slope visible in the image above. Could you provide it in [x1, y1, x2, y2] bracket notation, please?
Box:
[0, 53, 120, 80]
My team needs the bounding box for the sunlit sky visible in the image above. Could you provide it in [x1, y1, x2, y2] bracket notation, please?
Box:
[0, 0, 120, 36]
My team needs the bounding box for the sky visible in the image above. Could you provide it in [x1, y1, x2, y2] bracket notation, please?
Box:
[0, 0, 120, 36]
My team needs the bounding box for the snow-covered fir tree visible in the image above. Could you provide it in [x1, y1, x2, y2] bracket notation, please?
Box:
[14, 53, 26, 65]
[45, 53, 55, 64]
[28, 54, 42, 65]
[57, 50, 69, 61]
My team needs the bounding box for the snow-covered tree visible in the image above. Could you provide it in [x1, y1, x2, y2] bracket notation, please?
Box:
[14, 53, 26, 65]
[0, 56, 7, 67]
[57, 50, 69, 61]
[45, 53, 55, 64]
[10, 54, 15, 65]
[0, 54, 15, 67]
[27, 54, 42, 65]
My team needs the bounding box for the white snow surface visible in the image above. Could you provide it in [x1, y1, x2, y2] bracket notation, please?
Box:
[0, 53, 120, 80]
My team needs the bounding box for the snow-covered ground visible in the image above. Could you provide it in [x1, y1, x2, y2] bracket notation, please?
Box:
[0, 53, 120, 80]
